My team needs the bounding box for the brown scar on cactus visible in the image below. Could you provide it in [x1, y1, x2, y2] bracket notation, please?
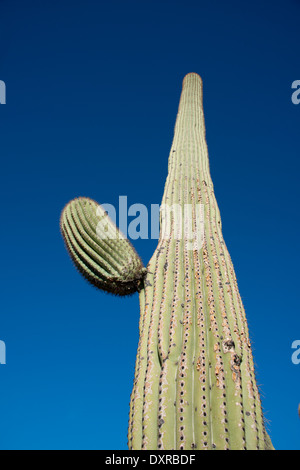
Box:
[60, 73, 274, 450]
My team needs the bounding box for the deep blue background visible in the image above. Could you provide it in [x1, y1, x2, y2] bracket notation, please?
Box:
[0, 0, 299, 450]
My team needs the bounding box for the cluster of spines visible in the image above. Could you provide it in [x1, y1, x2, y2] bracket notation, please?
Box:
[128, 73, 273, 450]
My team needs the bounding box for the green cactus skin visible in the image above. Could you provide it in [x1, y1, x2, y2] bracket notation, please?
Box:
[60, 73, 274, 450]
[127, 73, 273, 450]
[60, 197, 147, 295]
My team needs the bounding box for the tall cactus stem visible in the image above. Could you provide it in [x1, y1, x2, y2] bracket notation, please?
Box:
[128, 73, 273, 450]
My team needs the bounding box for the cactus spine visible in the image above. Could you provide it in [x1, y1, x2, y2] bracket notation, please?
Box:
[61, 73, 273, 450]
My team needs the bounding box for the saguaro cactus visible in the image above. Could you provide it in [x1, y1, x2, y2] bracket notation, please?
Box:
[60, 73, 273, 450]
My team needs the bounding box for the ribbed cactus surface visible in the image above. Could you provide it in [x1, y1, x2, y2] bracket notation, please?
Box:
[127, 73, 273, 450]
[60, 197, 146, 295]
[60, 73, 273, 450]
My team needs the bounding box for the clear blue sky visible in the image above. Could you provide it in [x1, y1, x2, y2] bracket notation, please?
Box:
[0, 0, 299, 450]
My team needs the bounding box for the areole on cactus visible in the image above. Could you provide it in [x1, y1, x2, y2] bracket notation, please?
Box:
[60, 73, 274, 450]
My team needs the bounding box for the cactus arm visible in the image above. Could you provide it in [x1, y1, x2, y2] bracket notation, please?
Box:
[60, 197, 147, 296]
